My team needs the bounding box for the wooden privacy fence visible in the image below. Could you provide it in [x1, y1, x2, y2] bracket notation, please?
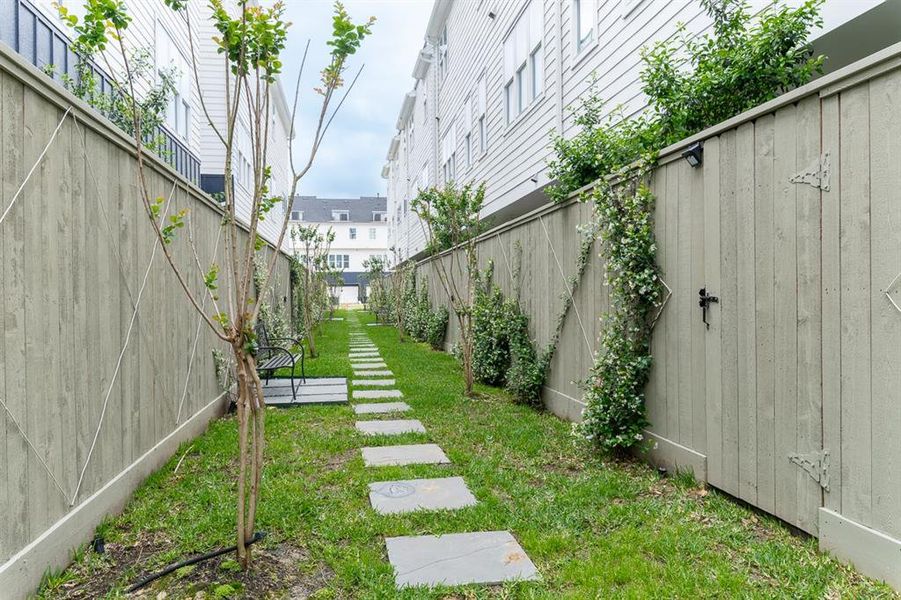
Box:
[0, 44, 292, 593]
[418, 42, 901, 588]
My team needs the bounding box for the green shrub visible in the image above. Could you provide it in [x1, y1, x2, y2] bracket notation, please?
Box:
[472, 283, 511, 386]
[504, 302, 548, 406]
[425, 306, 448, 350]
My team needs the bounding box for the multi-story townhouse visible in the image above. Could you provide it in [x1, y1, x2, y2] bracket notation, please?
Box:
[289, 196, 390, 305]
[385, 0, 901, 260]
[17, 0, 293, 250]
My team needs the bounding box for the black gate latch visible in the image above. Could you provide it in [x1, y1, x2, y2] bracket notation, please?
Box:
[698, 288, 718, 329]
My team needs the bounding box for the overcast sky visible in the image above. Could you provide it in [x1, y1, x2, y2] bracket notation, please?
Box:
[281, 0, 432, 200]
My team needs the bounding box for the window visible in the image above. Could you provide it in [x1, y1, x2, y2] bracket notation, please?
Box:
[290, 210, 302, 221]
[327, 254, 350, 269]
[155, 23, 191, 140]
[372, 211, 386, 222]
[437, 26, 449, 80]
[575, 0, 596, 51]
[349, 227, 357, 240]
[476, 77, 487, 154]
[531, 45, 543, 99]
[369, 228, 377, 240]
[332, 210, 349, 221]
[441, 123, 456, 183]
[464, 133, 471, 170]
[503, 1, 543, 124]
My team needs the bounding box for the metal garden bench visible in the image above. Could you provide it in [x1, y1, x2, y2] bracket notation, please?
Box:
[254, 321, 306, 402]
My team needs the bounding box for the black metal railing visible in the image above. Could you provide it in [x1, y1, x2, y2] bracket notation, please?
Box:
[0, 0, 201, 184]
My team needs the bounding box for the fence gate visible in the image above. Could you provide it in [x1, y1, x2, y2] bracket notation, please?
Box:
[700, 94, 825, 535]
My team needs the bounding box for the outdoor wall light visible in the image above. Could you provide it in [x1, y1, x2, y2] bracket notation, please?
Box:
[488, 10, 497, 19]
[682, 141, 703, 168]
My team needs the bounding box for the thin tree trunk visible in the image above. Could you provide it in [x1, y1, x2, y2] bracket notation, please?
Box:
[234, 351, 251, 567]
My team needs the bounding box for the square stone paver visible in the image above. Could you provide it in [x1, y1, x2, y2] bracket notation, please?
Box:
[353, 402, 411, 414]
[385, 531, 538, 588]
[369, 476, 477, 515]
[352, 379, 395, 386]
[356, 419, 425, 436]
[351, 362, 387, 369]
[354, 370, 393, 377]
[353, 389, 403, 399]
[361, 444, 450, 466]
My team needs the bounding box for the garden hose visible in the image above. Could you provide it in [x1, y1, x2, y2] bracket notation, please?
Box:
[126, 531, 266, 592]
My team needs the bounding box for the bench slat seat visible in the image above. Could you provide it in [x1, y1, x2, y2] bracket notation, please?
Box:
[254, 321, 305, 403]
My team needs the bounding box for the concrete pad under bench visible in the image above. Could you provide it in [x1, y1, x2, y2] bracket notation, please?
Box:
[262, 377, 348, 406]
[355, 419, 425, 436]
[353, 402, 411, 414]
[353, 389, 403, 399]
[361, 444, 450, 466]
[385, 531, 538, 588]
[368, 476, 477, 515]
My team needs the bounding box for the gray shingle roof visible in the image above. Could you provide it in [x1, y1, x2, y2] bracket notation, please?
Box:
[291, 196, 387, 223]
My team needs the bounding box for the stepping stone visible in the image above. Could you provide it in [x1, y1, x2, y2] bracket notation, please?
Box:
[352, 379, 395, 386]
[367, 323, 382, 326]
[353, 389, 403, 399]
[328, 317, 345, 321]
[361, 444, 450, 466]
[356, 419, 425, 436]
[354, 370, 393, 377]
[385, 531, 538, 588]
[350, 351, 380, 357]
[353, 402, 411, 414]
[351, 362, 387, 369]
[369, 476, 477, 514]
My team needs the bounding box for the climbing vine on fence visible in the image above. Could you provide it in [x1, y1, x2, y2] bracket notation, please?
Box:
[575, 165, 663, 451]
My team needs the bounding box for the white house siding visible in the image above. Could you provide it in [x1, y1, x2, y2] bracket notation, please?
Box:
[386, 0, 884, 259]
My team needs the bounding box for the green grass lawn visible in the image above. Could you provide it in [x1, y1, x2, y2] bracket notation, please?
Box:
[38, 309, 897, 599]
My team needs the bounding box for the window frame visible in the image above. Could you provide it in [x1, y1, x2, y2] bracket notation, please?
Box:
[575, 0, 596, 53]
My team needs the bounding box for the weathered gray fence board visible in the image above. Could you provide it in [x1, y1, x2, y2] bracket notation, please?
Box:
[839, 83, 872, 527]
[0, 68, 8, 556]
[869, 71, 901, 539]
[772, 104, 798, 525]
[703, 135, 722, 492]
[755, 112, 776, 515]
[717, 128, 740, 498]
[3, 69, 28, 550]
[794, 94, 823, 535]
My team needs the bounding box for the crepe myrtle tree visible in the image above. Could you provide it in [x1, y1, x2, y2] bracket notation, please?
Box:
[412, 183, 486, 397]
[58, 0, 374, 568]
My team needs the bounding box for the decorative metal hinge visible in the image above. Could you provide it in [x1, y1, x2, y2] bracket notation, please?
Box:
[790, 152, 831, 191]
[788, 449, 830, 491]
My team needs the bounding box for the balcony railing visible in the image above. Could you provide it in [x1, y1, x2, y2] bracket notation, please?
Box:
[0, 0, 201, 184]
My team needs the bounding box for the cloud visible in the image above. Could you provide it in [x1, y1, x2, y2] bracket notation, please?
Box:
[282, 0, 432, 199]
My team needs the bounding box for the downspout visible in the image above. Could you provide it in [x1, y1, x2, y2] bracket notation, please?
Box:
[556, 0, 564, 134]
[428, 35, 441, 191]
